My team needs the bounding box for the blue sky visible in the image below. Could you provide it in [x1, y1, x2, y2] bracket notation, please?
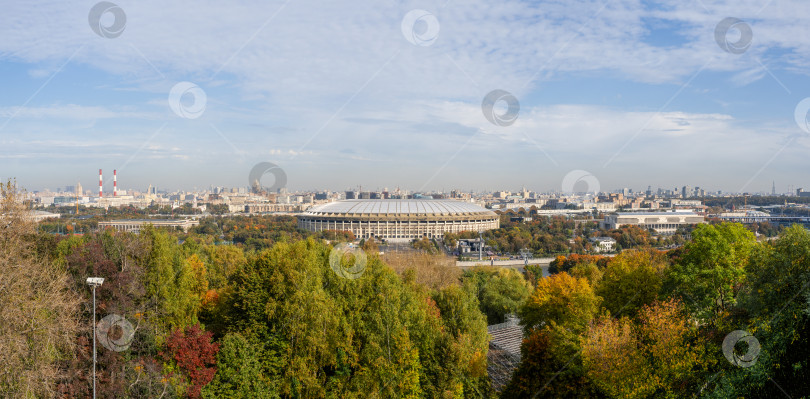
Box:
[1, 0, 809, 193]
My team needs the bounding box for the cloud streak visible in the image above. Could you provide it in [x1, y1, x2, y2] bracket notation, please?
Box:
[0, 0, 808, 192]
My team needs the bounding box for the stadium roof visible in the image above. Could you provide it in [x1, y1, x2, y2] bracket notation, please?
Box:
[303, 199, 495, 216]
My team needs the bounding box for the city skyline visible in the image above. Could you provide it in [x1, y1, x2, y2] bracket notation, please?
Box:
[2, 1, 810, 192]
[29, 171, 807, 197]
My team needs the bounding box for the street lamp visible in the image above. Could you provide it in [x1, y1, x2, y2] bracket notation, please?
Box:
[86, 277, 104, 399]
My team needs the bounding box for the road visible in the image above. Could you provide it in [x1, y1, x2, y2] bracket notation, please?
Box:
[455, 257, 555, 277]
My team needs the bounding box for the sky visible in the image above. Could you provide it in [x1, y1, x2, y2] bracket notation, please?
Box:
[1, 0, 809, 194]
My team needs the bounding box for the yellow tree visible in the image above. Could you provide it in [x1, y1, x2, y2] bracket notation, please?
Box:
[637, 299, 709, 398]
[520, 272, 600, 335]
[507, 273, 602, 397]
[186, 254, 209, 303]
[0, 180, 80, 398]
[582, 315, 654, 398]
[582, 299, 710, 398]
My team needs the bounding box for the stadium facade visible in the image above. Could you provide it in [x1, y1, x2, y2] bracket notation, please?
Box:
[298, 199, 499, 241]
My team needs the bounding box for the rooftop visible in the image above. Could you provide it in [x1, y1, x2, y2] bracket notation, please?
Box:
[303, 199, 495, 216]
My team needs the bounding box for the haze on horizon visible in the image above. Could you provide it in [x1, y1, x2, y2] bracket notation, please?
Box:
[1, 1, 810, 194]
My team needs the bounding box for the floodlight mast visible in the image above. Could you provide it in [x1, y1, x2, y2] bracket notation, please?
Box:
[85, 277, 104, 399]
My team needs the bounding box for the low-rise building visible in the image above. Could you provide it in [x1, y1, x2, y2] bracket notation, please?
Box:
[589, 236, 616, 252]
[98, 219, 199, 233]
[601, 211, 705, 235]
[245, 203, 302, 213]
[31, 210, 61, 222]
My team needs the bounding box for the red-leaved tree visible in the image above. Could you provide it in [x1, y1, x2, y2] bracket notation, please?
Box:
[163, 324, 219, 399]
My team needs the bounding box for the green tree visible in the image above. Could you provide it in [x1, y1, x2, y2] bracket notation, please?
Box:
[143, 227, 202, 336]
[461, 267, 531, 324]
[596, 249, 668, 318]
[664, 222, 757, 322]
[722, 225, 810, 397]
[205, 244, 247, 290]
[569, 262, 603, 286]
[412, 237, 438, 254]
[223, 239, 493, 397]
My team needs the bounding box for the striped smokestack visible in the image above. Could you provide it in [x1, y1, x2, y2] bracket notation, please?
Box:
[99, 169, 103, 198]
[113, 169, 117, 197]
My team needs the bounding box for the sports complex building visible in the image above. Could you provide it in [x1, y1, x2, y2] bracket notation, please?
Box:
[297, 199, 499, 241]
[600, 211, 705, 235]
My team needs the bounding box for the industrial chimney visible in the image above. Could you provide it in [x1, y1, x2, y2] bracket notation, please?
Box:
[113, 169, 117, 197]
[98, 169, 103, 198]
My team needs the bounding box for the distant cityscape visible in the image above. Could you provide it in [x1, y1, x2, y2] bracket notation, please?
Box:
[26, 168, 810, 215]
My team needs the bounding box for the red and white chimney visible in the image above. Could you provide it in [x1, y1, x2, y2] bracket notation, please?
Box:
[99, 169, 103, 198]
[113, 169, 117, 197]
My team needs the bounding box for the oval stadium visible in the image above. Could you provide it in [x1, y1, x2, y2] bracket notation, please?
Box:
[298, 199, 499, 242]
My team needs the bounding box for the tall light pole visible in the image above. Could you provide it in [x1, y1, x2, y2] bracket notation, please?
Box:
[86, 277, 104, 399]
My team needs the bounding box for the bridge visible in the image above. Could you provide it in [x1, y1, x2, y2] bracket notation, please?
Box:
[716, 215, 810, 228]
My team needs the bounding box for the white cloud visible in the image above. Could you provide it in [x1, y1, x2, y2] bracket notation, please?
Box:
[1, 0, 809, 191]
[0, 105, 153, 120]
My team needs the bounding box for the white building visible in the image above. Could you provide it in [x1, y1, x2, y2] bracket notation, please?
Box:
[98, 219, 200, 233]
[601, 211, 705, 235]
[298, 199, 499, 242]
[589, 237, 616, 252]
